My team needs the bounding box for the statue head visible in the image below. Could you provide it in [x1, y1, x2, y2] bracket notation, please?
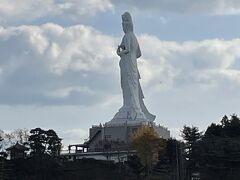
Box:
[122, 12, 133, 33]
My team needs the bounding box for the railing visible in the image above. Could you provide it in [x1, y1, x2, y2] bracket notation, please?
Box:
[60, 149, 137, 157]
[105, 121, 148, 127]
[91, 121, 169, 130]
[60, 145, 135, 155]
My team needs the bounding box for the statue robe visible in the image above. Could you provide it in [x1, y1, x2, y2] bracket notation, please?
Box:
[114, 31, 156, 121]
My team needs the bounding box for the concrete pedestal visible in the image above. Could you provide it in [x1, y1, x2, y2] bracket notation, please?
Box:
[88, 121, 170, 151]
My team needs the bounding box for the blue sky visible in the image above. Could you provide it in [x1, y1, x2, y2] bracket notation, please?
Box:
[1, 0, 240, 147]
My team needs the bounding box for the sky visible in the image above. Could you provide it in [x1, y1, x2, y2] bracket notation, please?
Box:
[1, 0, 240, 148]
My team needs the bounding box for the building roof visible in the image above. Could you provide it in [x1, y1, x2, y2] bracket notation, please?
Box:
[6, 142, 29, 151]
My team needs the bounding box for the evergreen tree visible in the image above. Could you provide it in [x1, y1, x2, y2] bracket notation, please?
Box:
[199, 115, 240, 180]
[28, 128, 62, 156]
[181, 125, 202, 178]
[46, 129, 62, 156]
[29, 128, 47, 156]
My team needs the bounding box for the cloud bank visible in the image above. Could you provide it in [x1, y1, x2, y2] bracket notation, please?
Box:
[0, 24, 240, 107]
[2, 0, 240, 25]
[0, 0, 113, 24]
[0, 23, 118, 105]
[138, 35, 240, 90]
[112, 0, 240, 15]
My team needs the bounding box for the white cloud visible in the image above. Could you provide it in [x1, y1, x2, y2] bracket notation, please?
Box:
[0, 23, 117, 73]
[58, 0, 114, 20]
[138, 35, 240, 91]
[0, 23, 240, 107]
[112, 0, 240, 15]
[46, 86, 95, 98]
[0, 0, 57, 23]
[0, 0, 113, 24]
[1, 24, 240, 141]
[60, 128, 88, 148]
[0, 23, 118, 105]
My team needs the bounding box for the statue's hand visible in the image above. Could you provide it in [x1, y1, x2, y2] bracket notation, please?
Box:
[117, 45, 122, 57]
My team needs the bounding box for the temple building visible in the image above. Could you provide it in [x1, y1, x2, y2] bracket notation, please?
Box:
[6, 142, 29, 160]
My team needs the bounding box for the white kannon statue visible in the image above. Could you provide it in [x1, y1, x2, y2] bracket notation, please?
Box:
[112, 12, 156, 123]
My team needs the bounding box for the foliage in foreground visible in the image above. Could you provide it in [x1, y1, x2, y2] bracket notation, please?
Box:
[29, 128, 62, 157]
[182, 114, 240, 180]
[198, 114, 240, 180]
[132, 126, 166, 177]
[181, 125, 202, 177]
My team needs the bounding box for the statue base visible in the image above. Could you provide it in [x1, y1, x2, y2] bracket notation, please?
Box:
[106, 117, 148, 126]
[87, 119, 170, 152]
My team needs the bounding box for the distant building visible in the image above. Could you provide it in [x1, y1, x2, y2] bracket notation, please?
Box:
[6, 142, 29, 160]
[61, 122, 170, 162]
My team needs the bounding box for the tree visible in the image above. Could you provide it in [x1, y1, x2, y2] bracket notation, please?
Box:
[0, 130, 3, 151]
[12, 128, 29, 145]
[29, 128, 47, 156]
[45, 129, 62, 156]
[199, 115, 240, 180]
[126, 155, 145, 178]
[4, 132, 15, 147]
[132, 126, 166, 178]
[28, 128, 62, 157]
[181, 125, 202, 179]
[0, 129, 29, 150]
[222, 114, 240, 137]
